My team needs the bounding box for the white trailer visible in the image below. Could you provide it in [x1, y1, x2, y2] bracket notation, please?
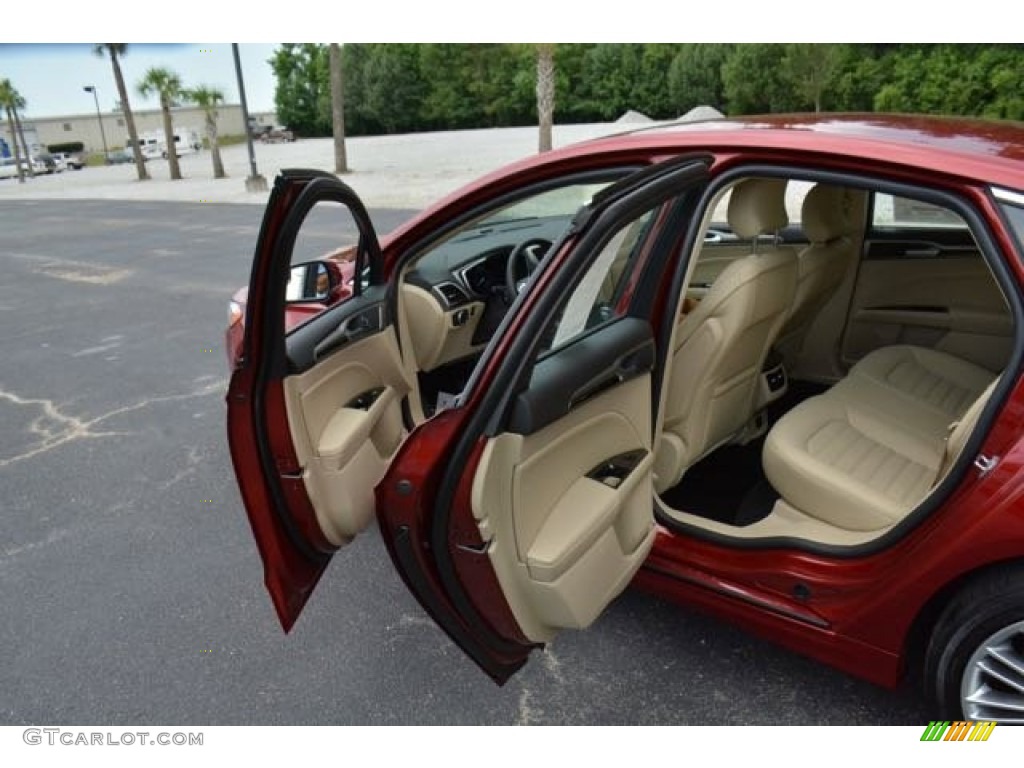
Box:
[126, 127, 202, 160]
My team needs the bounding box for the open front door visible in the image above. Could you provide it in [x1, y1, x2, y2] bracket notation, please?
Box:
[228, 170, 413, 630]
[376, 157, 709, 683]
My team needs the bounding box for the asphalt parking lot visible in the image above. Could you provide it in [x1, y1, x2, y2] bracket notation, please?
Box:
[1, 199, 931, 725]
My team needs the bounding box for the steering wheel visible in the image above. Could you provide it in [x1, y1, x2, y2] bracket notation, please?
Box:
[504, 238, 552, 302]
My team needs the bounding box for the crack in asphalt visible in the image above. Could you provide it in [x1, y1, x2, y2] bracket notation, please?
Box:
[515, 688, 540, 726]
[0, 526, 76, 564]
[158, 445, 204, 491]
[0, 379, 226, 469]
[541, 645, 565, 685]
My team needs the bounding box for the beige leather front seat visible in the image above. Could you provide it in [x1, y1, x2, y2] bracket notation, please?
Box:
[776, 184, 859, 355]
[655, 178, 798, 492]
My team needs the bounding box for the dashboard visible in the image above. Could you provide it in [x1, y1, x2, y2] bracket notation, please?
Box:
[401, 214, 574, 372]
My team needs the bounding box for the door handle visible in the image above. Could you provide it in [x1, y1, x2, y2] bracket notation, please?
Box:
[615, 346, 654, 381]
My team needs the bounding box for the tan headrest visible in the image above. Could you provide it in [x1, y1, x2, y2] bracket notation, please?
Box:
[802, 184, 853, 243]
[727, 178, 789, 240]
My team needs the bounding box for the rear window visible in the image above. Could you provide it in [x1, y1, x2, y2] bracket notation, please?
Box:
[1000, 201, 1024, 252]
[872, 193, 967, 229]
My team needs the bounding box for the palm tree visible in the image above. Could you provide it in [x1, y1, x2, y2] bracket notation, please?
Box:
[184, 85, 226, 179]
[137, 67, 183, 180]
[536, 44, 555, 153]
[329, 43, 348, 174]
[95, 44, 149, 181]
[0, 79, 26, 183]
[10, 87, 35, 177]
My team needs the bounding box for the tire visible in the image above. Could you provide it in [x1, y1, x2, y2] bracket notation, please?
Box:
[923, 564, 1024, 721]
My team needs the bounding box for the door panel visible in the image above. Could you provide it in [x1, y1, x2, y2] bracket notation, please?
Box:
[228, 171, 401, 630]
[841, 194, 1013, 372]
[374, 155, 710, 682]
[472, 370, 654, 641]
[284, 328, 410, 545]
[842, 256, 1012, 371]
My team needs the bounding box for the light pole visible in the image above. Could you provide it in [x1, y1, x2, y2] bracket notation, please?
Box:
[232, 44, 267, 192]
[83, 85, 110, 164]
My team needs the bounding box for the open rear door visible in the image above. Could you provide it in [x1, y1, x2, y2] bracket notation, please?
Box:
[376, 157, 710, 682]
[228, 170, 413, 630]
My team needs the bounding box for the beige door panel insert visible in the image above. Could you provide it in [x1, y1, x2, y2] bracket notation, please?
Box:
[470, 374, 655, 643]
[283, 329, 412, 546]
[842, 257, 1011, 371]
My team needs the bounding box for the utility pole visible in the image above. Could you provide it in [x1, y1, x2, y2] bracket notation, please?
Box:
[83, 85, 110, 163]
[232, 44, 267, 193]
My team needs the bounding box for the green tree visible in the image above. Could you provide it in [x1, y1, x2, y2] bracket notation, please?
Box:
[983, 48, 1024, 120]
[95, 44, 148, 181]
[270, 43, 1024, 135]
[577, 44, 642, 120]
[340, 44, 373, 135]
[8, 85, 34, 177]
[668, 44, 731, 114]
[271, 44, 331, 136]
[553, 44, 598, 122]
[782, 44, 841, 112]
[829, 45, 887, 112]
[722, 44, 798, 114]
[632, 44, 682, 118]
[873, 46, 989, 115]
[363, 44, 426, 134]
[184, 85, 226, 179]
[0, 79, 26, 183]
[137, 66, 183, 180]
[420, 45, 470, 129]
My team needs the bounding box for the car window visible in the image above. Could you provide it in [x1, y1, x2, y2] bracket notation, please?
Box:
[412, 176, 620, 276]
[872, 192, 968, 229]
[1000, 200, 1024, 251]
[708, 179, 813, 229]
[543, 207, 656, 352]
[477, 182, 611, 226]
[282, 199, 359, 334]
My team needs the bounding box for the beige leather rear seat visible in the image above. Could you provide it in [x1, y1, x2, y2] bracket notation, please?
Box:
[841, 345, 996, 433]
[763, 345, 998, 532]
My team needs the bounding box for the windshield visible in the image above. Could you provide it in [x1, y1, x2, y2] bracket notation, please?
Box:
[476, 182, 612, 226]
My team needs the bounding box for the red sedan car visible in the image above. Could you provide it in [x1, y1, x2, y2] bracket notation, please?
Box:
[227, 114, 1024, 721]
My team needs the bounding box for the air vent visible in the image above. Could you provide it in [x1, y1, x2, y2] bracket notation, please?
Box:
[434, 282, 470, 308]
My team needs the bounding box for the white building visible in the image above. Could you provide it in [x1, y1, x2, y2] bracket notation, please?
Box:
[18, 104, 278, 154]
[0, 125, 44, 158]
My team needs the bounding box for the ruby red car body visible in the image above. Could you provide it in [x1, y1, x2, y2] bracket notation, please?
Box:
[228, 114, 1024, 710]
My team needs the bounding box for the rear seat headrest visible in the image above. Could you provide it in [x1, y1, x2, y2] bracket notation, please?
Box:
[802, 184, 853, 243]
[727, 178, 789, 240]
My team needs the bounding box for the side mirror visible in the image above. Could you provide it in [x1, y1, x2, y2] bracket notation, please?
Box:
[285, 260, 346, 304]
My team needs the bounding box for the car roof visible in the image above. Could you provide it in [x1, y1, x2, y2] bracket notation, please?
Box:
[576, 113, 1024, 189]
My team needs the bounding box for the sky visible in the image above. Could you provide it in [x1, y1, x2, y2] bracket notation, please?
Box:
[0, 44, 278, 119]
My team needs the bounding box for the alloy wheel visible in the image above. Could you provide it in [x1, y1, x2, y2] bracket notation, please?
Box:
[961, 619, 1024, 723]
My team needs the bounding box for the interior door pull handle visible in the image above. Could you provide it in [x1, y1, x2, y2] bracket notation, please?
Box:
[615, 350, 650, 380]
